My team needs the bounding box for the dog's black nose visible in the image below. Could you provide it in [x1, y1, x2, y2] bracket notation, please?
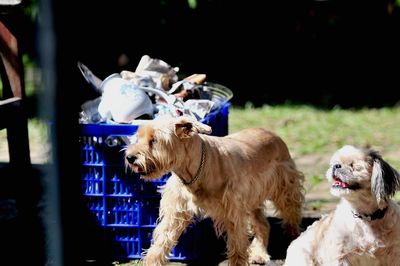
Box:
[126, 155, 136, 164]
[333, 164, 341, 169]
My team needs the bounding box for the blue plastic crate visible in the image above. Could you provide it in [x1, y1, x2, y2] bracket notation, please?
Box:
[79, 102, 230, 261]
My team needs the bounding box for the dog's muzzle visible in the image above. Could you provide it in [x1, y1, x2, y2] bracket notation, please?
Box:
[126, 154, 147, 175]
[332, 166, 360, 190]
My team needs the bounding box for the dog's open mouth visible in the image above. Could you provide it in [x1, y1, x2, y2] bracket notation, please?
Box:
[130, 164, 156, 177]
[129, 164, 147, 175]
[332, 176, 360, 190]
[332, 175, 351, 189]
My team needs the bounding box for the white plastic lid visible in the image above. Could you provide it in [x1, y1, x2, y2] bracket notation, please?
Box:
[98, 74, 153, 123]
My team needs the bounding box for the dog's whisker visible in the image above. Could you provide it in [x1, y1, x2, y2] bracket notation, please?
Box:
[124, 163, 129, 174]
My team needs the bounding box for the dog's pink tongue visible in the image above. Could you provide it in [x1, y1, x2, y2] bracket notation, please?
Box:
[333, 176, 349, 188]
[337, 181, 349, 188]
[133, 165, 143, 173]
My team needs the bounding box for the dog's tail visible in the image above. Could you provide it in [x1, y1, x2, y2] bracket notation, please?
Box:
[271, 159, 305, 238]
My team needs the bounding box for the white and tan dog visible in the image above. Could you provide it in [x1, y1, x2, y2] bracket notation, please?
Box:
[285, 145, 400, 266]
[125, 116, 305, 266]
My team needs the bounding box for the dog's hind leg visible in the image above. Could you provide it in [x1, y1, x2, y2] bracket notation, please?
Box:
[248, 208, 271, 264]
[142, 176, 195, 266]
[224, 212, 251, 265]
[274, 197, 302, 238]
[271, 161, 304, 239]
[272, 191, 303, 239]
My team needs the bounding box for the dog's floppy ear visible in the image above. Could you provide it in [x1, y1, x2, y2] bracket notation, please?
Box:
[369, 149, 400, 208]
[174, 116, 212, 139]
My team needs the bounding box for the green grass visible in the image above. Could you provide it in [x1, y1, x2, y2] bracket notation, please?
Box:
[229, 104, 400, 170]
[0, 118, 49, 163]
[229, 104, 400, 198]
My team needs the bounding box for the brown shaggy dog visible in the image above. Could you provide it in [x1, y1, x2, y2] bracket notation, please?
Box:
[125, 116, 304, 266]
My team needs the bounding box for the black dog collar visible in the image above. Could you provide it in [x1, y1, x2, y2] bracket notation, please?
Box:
[352, 207, 388, 221]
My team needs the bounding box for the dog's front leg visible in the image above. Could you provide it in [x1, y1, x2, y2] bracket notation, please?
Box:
[142, 176, 195, 266]
[143, 215, 192, 266]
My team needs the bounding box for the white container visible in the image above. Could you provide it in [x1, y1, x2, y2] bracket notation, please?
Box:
[98, 73, 153, 123]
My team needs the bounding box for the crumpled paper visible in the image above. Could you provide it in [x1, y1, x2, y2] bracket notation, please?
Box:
[120, 55, 179, 91]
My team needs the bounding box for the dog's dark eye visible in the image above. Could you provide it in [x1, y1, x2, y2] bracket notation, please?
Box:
[349, 162, 354, 168]
[353, 163, 363, 171]
[354, 165, 363, 171]
[149, 138, 157, 147]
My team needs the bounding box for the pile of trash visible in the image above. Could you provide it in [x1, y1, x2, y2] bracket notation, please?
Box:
[78, 55, 233, 124]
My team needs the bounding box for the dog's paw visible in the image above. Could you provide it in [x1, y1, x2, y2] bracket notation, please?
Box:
[142, 254, 166, 266]
[265, 260, 284, 266]
[248, 238, 270, 265]
[249, 247, 270, 264]
[249, 253, 270, 265]
[218, 259, 229, 266]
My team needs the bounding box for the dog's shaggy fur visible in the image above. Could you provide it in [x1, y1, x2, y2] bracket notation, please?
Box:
[285, 145, 400, 266]
[125, 116, 305, 266]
